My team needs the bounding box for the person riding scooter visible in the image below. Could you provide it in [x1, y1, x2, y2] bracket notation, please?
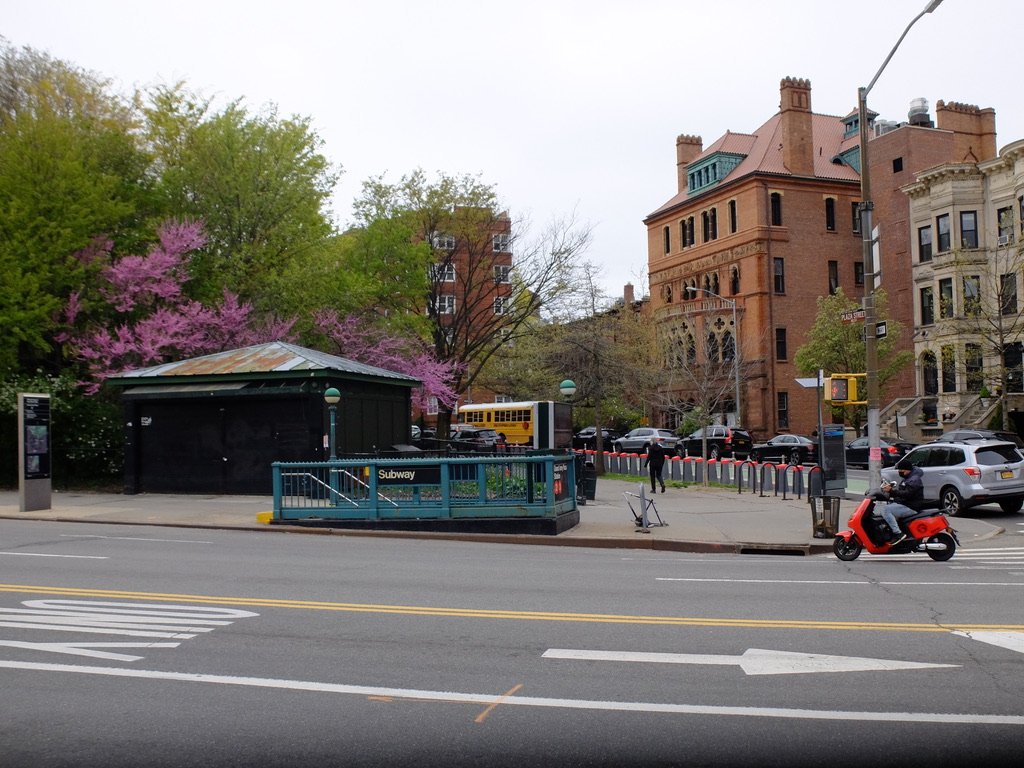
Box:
[878, 458, 925, 545]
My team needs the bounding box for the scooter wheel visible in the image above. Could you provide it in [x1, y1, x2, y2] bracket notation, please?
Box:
[926, 532, 956, 562]
[833, 536, 862, 561]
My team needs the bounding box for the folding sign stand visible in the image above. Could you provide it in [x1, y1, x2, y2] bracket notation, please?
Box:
[624, 484, 667, 533]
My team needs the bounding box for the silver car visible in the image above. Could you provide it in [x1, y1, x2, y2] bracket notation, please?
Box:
[880, 439, 1024, 516]
[613, 427, 679, 454]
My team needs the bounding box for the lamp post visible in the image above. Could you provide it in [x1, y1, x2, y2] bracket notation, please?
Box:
[859, 0, 943, 492]
[324, 387, 341, 460]
[685, 286, 741, 426]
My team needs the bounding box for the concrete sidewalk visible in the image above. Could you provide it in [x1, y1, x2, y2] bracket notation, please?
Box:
[0, 479, 1004, 554]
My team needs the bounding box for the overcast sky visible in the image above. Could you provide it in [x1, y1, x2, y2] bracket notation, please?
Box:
[4, 0, 1021, 301]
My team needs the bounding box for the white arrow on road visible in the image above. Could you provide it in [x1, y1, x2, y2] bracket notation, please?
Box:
[542, 648, 959, 676]
[953, 631, 1024, 655]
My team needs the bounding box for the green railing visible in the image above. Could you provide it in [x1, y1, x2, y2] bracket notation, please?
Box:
[272, 453, 577, 522]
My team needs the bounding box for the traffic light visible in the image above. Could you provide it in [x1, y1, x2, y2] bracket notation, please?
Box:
[825, 373, 865, 405]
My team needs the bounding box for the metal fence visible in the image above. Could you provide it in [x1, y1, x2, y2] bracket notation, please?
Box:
[272, 453, 577, 523]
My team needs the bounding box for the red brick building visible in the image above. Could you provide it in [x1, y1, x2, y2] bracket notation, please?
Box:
[645, 77, 998, 439]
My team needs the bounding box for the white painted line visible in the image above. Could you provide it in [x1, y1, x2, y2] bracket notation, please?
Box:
[0, 641, 180, 662]
[0, 552, 108, 560]
[2, 660, 1021, 725]
[542, 648, 959, 675]
[954, 631, 1024, 655]
[60, 535, 213, 544]
[655, 577, 1024, 587]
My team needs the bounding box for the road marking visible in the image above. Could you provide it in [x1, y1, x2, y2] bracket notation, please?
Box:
[953, 631, 1024, 655]
[474, 683, 523, 723]
[542, 648, 958, 675]
[656, 577, 1024, 587]
[0, 641, 180, 662]
[0, 552, 108, 559]
[2, 660, 1023, 726]
[60, 534, 213, 544]
[1, 583, 1023, 633]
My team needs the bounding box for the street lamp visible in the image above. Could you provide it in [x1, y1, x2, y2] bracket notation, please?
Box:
[324, 387, 341, 460]
[859, 0, 943, 492]
[685, 286, 741, 426]
[559, 379, 577, 400]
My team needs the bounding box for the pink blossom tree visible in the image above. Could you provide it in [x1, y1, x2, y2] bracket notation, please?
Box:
[313, 309, 460, 412]
[60, 220, 294, 391]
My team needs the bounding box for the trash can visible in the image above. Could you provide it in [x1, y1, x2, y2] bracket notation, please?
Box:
[581, 460, 597, 501]
[811, 495, 842, 538]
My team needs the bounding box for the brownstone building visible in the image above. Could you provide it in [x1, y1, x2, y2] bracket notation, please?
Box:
[645, 77, 999, 439]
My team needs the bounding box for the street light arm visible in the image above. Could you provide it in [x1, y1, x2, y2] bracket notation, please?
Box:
[863, 0, 943, 98]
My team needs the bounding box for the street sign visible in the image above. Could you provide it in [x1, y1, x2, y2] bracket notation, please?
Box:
[841, 309, 866, 323]
[876, 321, 887, 338]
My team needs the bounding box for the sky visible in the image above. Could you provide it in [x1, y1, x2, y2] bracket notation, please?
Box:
[3, 0, 1021, 302]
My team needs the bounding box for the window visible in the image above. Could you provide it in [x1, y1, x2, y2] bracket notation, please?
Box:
[966, 343, 983, 392]
[854, 261, 864, 286]
[828, 260, 839, 295]
[770, 192, 782, 226]
[777, 392, 789, 429]
[922, 351, 938, 395]
[493, 296, 508, 315]
[434, 294, 455, 315]
[730, 267, 740, 295]
[852, 202, 861, 234]
[939, 278, 953, 319]
[960, 211, 978, 249]
[723, 331, 735, 362]
[775, 328, 787, 360]
[493, 233, 511, 253]
[701, 212, 710, 242]
[936, 214, 951, 251]
[918, 226, 932, 262]
[687, 216, 695, 246]
[729, 200, 737, 233]
[494, 394, 513, 403]
[663, 225, 670, 254]
[679, 221, 687, 248]
[1020, 196, 1024, 235]
[963, 275, 981, 316]
[430, 262, 456, 282]
[825, 198, 836, 231]
[427, 396, 439, 416]
[493, 264, 512, 284]
[998, 207, 1014, 245]
[892, 157, 903, 173]
[941, 345, 956, 393]
[773, 257, 785, 293]
[431, 233, 455, 250]
[1001, 273, 1018, 315]
[920, 286, 934, 325]
[709, 207, 718, 240]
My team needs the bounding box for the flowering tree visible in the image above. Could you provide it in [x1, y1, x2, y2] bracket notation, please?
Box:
[313, 309, 460, 412]
[60, 220, 294, 391]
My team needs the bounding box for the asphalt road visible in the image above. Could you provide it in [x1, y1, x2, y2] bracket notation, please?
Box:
[3, 519, 1024, 767]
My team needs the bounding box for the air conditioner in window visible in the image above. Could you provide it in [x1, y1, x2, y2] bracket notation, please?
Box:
[998, 234, 1011, 246]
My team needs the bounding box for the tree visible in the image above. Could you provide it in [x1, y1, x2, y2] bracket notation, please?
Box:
[353, 169, 591, 434]
[59, 220, 294, 390]
[0, 40, 150, 373]
[793, 288, 911, 431]
[142, 84, 340, 311]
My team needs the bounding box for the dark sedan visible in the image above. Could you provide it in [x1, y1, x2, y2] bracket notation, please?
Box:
[749, 434, 818, 465]
[844, 437, 918, 468]
[572, 427, 621, 451]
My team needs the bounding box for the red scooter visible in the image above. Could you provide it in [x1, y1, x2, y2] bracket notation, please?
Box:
[833, 492, 959, 561]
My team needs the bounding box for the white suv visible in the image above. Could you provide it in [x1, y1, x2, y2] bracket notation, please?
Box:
[880, 439, 1024, 516]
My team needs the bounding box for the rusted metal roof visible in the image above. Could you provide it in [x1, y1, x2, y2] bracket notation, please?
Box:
[107, 342, 420, 386]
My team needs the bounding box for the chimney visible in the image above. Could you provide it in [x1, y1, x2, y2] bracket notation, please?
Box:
[623, 283, 635, 307]
[676, 134, 703, 193]
[935, 100, 997, 163]
[779, 77, 814, 177]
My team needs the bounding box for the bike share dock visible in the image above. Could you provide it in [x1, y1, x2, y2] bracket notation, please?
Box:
[271, 452, 580, 534]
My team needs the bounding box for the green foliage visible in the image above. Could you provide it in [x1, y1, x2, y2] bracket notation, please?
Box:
[0, 371, 123, 489]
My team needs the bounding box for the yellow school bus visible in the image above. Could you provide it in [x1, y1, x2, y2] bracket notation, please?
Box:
[457, 401, 572, 449]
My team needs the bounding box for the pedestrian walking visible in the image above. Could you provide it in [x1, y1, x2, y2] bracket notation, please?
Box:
[644, 440, 668, 493]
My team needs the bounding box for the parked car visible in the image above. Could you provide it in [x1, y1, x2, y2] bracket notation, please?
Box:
[844, 437, 918, 468]
[572, 427, 621, 451]
[880, 439, 1024, 515]
[678, 426, 753, 460]
[411, 425, 421, 441]
[612, 428, 680, 454]
[448, 426, 502, 452]
[749, 434, 818, 465]
[933, 428, 1024, 448]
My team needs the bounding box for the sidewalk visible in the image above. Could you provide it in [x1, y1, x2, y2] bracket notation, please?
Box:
[0, 479, 1004, 554]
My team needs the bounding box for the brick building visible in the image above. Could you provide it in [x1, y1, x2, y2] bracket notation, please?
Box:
[645, 77, 1000, 440]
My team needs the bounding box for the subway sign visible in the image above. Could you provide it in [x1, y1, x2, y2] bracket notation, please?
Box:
[377, 465, 441, 485]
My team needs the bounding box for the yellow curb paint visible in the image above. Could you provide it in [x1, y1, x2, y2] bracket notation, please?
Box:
[256, 512, 273, 525]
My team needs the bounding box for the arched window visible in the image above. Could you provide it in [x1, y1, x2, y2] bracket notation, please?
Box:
[706, 333, 721, 363]
[711, 272, 720, 295]
[730, 267, 740, 295]
[922, 351, 939, 396]
[686, 334, 696, 364]
[665, 284, 673, 303]
[722, 331, 735, 362]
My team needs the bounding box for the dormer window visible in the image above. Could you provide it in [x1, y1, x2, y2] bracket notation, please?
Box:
[686, 152, 745, 196]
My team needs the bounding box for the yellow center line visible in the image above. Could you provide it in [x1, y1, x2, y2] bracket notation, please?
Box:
[475, 683, 523, 723]
[1, 583, 1023, 633]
